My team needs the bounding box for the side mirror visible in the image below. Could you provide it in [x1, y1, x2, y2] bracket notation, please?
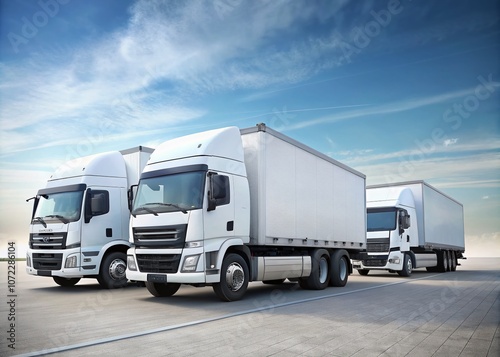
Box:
[212, 175, 228, 200]
[128, 184, 138, 211]
[208, 174, 229, 211]
[84, 188, 92, 223]
[91, 195, 104, 213]
[398, 211, 411, 234]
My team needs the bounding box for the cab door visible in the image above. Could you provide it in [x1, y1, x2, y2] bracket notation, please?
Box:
[399, 209, 411, 253]
[203, 173, 235, 243]
[80, 187, 123, 271]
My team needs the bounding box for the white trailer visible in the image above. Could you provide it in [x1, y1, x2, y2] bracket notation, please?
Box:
[26, 146, 153, 288]
[352, 181, 465, 276]
[126, 124, 366, 301]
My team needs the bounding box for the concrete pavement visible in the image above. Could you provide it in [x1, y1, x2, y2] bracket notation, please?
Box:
[1, 258, 498, 356]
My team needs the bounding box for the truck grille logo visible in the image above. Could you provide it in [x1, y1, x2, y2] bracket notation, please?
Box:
[42, 236, 50, 243]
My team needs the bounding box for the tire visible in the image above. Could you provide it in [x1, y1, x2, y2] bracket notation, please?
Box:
[53, 276, 80, 287]
[97, 252, 128, 289]
[438, 250, 448, 273]
[358, 269, 369, 276]
[213, 253, 249, 302]
[299, 249, 330, 290]
[397, 254, 413, 277]
[146, 282, 181, 297]
[330, 249, 349, 287]
[447, 250, 453, 272]
[450, 251, 457, 271]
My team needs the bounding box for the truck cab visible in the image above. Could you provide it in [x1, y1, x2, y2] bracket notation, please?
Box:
[354, 187, 418, 276]
[27, 147, 152, 288]
[127, 127, 251, 297]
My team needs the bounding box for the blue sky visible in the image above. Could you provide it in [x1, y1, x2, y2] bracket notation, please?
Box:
[0, 0, 499, 257]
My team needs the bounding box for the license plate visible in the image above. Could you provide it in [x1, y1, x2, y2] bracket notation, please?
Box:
[147, 274, 167, 283]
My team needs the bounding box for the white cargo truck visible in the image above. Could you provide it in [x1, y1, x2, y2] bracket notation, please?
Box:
[26, 146, 153, 288]
[126, 124, 366, 301]
[352, 181, 465, 276]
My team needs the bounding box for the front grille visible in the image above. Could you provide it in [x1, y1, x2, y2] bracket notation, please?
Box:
[367, 238, 390, 253]
[133, 224, 187, 248]
[136, 254, 181, 273]
[363, 259, 387, 267]
[30, 233, 67, 250]
[33, 253, 63, 270]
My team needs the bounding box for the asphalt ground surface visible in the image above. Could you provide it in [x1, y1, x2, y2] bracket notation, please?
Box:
[1, 257, 498, 356]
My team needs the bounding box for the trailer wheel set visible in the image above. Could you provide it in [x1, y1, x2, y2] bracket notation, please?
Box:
[428, 250, 459, 273]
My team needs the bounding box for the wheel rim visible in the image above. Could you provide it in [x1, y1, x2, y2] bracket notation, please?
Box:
[339, 257, 347, 281]
[225, 262, 245, 292]
[319, 257, 329, 284]
[109, 259, 126, 280]
[407, 257, 412, 274]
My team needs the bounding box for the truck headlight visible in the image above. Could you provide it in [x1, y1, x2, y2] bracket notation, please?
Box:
[26, 254, 31, 268]
[127, 255, 137, 271]
[181, 255, 200, 272]
[65, 255, 77, 268]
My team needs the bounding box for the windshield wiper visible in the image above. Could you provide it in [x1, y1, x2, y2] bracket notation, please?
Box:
[33, 217, 47, 228]
[133, 206, 159, 217]
[46, 215, 69, 224]
[148, 202, 188, 214]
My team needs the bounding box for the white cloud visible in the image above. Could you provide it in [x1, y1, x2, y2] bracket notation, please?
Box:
[0, 0, 358, 157]
[338, 138, 500, 165]
[465, 232, 500, 257]
[444, 138, 458, 146]
[350, 151, 500, 188]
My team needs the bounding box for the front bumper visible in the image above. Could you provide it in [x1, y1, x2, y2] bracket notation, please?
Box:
[352, 251, 404, 271]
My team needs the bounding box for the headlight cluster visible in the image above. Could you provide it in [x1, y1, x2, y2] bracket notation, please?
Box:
[64, 255, 77, 268]
[127, 255, 137, 271]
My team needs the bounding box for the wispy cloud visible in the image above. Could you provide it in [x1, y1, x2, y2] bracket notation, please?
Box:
[285, 85, 500, 131]
[353, 151, 500, 188]
[338, 138, 500, 165]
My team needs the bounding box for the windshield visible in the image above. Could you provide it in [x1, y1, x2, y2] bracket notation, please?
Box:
[132, 171, 205, 215]
[367, 208, 397, 232]
[34, 191, 84, 224]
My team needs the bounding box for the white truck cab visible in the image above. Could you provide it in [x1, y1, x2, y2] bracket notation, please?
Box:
[26, 147, 153, 288]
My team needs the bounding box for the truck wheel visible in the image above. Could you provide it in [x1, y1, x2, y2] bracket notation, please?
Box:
[146, 282, 181, 297]
[450, 251, 457, 271]
[438, 250, 448, 273]
[299, 249, 330, 290]
[53, 277, 80, 287]
[97, 252, 128, 289]
[358, 269, 369, 276]
[330, 249, 349, 287]
[397, 254, 412, 277]
[213, 253, 249, 302]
